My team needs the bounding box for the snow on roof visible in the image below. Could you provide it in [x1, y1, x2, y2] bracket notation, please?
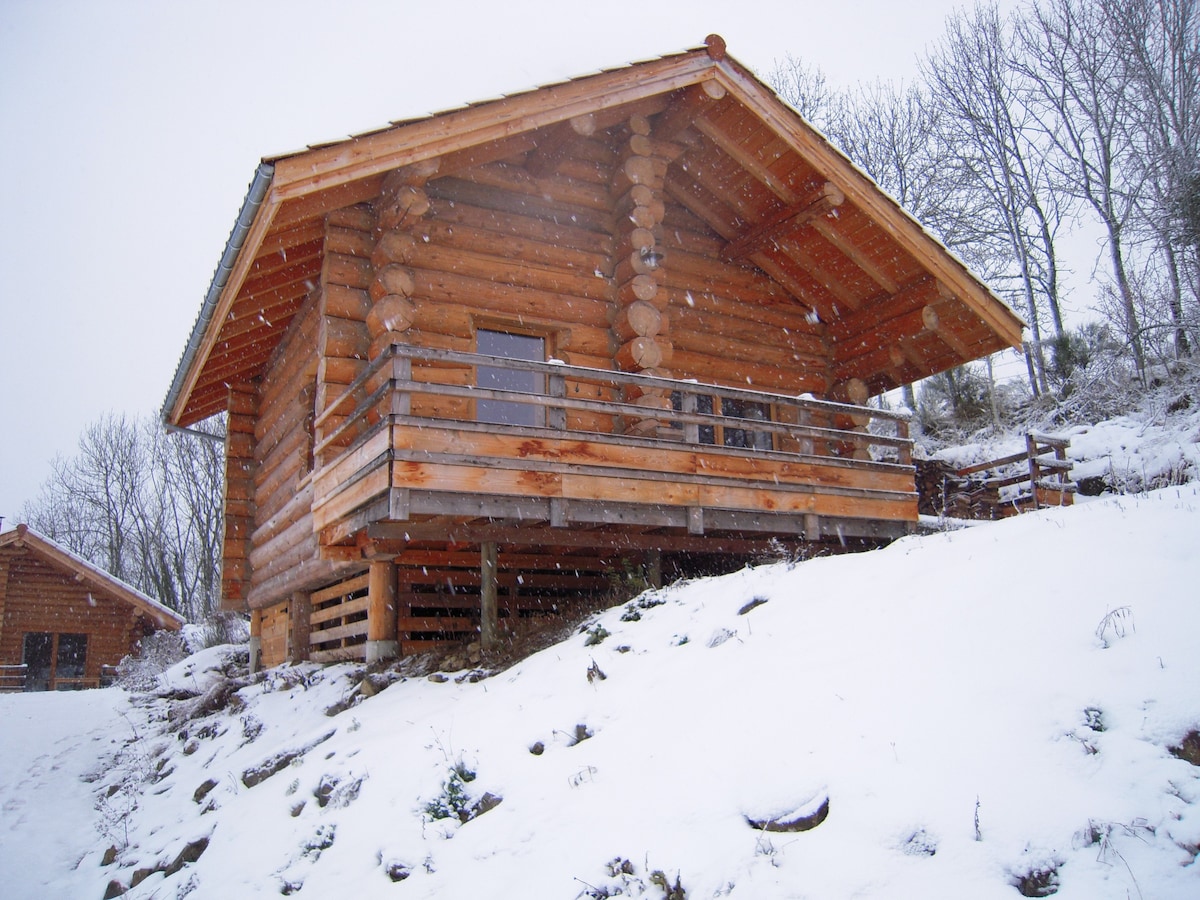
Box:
[0, 524, 186, 629]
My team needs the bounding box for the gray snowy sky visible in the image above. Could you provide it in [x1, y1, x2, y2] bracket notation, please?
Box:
[0, 0, 1017, 521]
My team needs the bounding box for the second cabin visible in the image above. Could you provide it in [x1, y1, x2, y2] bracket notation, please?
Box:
[162, 36, 1024, 669]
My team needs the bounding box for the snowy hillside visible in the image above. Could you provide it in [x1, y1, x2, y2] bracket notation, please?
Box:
[2, 486, 1199, 899]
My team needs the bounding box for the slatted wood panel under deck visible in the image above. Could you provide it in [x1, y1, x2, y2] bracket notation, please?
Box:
[309, 574, 370, 663]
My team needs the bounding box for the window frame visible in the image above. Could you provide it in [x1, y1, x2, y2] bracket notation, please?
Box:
[473, 325, 552, 427]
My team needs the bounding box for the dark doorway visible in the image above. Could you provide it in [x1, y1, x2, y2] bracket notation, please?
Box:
[22, 633, 53, 691]
[21, 632, 89, 691]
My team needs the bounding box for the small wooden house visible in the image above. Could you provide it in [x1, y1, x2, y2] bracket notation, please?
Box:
[0, 525, 185, 691]
[163, 37, 1023, 669]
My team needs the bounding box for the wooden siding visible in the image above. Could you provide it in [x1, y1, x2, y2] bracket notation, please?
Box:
[0, 546, 152, 686]
[259, 600, 290, 669]
[245, 293, 339, 607]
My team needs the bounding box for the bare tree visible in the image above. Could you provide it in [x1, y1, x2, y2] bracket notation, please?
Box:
[1015, 0, 1151, 378]
[924, 2, 1071, 397]
[1104, 0, 1200, 358]
[137, 419, 225, 621]
[21, 413, 225, 620]
[765, 54, 844, 134]
[25, 414, 148, 582]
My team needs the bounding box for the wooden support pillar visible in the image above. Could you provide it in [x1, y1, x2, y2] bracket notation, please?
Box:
[248, 608, 262, 673]
[480, 542, 499, 651]
[366, 560, 399, 663]
[646, 550, 663, 589]
[804, 513, 821, 540]
[289, 591, 311, 663]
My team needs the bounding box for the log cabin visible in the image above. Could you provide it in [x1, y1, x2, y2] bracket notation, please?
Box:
[0, 525, 185, 691]
[162, 36, 1024, 669]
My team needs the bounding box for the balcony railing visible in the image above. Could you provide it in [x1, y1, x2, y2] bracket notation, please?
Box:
[311, 343, 916, 541]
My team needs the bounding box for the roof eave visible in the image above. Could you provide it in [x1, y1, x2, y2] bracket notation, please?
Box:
[707, 56, 1026, 350]
[163, 162, 275, 427]
[0, 525, 186, 630]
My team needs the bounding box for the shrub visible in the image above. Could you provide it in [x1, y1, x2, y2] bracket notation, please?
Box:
[116, 631, 188, 692]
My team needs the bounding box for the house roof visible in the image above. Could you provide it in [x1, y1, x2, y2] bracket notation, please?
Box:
[164, 35, 1024, 427]
[0, 524, 186, 630]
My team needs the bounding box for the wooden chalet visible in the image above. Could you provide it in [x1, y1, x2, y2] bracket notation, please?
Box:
[162, 36, 1024, 669]
[0, 525, 184, 691]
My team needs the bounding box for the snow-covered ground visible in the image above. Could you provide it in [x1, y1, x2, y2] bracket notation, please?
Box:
[1, 483, 1197, 899]
[932, 395, 1200, 498]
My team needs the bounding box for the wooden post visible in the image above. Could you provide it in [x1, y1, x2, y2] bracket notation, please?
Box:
[366, 561, 399, 663]
[249, 608, 262, 673]
[1026, 434, 1042, 511]
[480, 542, 499, 651]
[804, 513, 821, 539]
[289, 591, 311, 662]
[896, 417, 912, 466]
[646, 551, 663, 589]
[548, 373, 567, 430]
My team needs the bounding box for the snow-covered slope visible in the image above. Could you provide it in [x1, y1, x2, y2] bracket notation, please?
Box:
[931, 387, 1200, 495]
[2, 487, 1198, 899]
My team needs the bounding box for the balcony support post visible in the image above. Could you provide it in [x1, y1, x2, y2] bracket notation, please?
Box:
[647, 550, 663, 589]
[480, 542, 499, 651]
[366, 560, 399, 663]
[289, 590, 311, 662]
[248, 608, 262, 673]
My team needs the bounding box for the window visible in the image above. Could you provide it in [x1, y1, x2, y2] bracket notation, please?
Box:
[476, 329, 546, 426]
[721, 398, 773, 450]
[672, 392, 773, 450]
[56, 634, 88, 681]
[22, 633, 52, 692]
[21, 632, 89, 691]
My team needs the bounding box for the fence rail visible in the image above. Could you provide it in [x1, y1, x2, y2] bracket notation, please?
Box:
[307, 343, 919, 542]
[922, 434, 1075, 520]
[0, 664, 27, 693]
[315, 343, 912, 461]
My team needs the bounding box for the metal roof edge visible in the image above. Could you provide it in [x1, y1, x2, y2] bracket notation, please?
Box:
[260, 40, 713, 167]
[162, 162, 275, 425]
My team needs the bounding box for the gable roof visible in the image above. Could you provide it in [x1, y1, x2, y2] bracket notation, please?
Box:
[164, 35, 1024, 427]
[0, 524, 186, 630]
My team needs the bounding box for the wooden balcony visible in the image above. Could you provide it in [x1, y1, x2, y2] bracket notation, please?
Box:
[309, 343, 916, 556]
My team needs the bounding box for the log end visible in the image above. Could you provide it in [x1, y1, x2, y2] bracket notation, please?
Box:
[704, 34, 727, 60]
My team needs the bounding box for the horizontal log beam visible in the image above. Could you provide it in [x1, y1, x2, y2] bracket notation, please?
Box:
[721, 182, 844, 262]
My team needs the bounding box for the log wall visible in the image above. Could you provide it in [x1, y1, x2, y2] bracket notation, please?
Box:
[246, 291, 335, 607]
[354, 148, 834, 434]
[395, 174, 619, 433]
[0, 546, 152, 684]
[221, 382, 257, 609]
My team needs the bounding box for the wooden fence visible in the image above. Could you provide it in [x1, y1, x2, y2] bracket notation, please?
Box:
[919, 434, 1075, 520]
[0, 664, 27, 692]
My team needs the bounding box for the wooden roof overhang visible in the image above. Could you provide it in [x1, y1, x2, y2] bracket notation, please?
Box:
[164, 35, 1024, 428]
[0, 525, 186, 630]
